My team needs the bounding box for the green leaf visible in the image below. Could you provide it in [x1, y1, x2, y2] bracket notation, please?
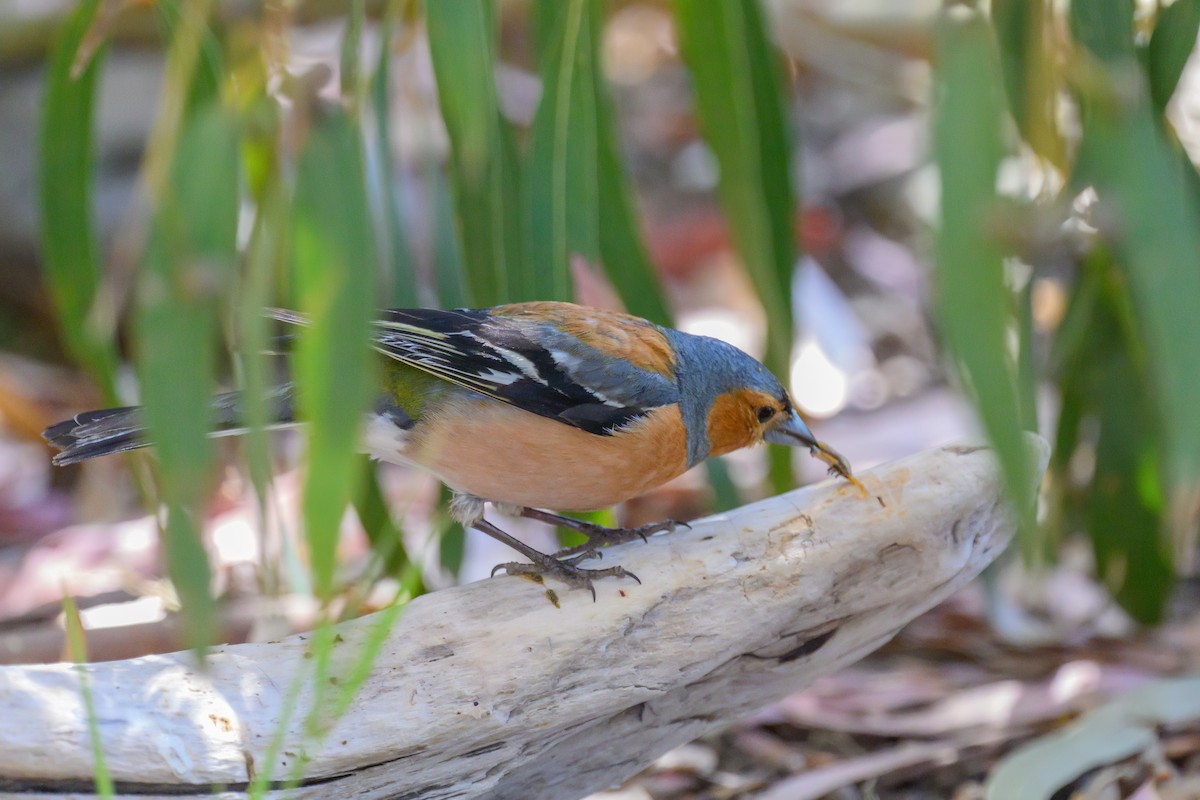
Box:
[291, 111, 378, 600]
[62, 594, 114, 798]
[354, 456, 417, 580]
[1069, 0, 1136, 63]
[425, 0, 524, 304]
[528, 0, 671, 323]
[435, 484, 466, 575]
[527, 0, 598, 302]
[1147, 0, 1200, 114]
[136, 105, 240, 653]
[340, 0, 366, 107]
[674, 0, 797, 491]
[673, 0, 795, 368]
[1052, 249, 1173, 622]
[372, 0, 418, 308]
[991, 0, 1067, 167]
[1086, 324, 1172, 624]
[1071, 0, 1200, 531]
[39, 0, 119, 402]
[594, 92, 673, 326]
[933, 12, 1034, 539]
[238, 170, 286, 510]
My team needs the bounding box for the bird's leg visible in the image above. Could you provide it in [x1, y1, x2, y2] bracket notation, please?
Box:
[517, 507, 689, 560]
[473, 518, 639, 602]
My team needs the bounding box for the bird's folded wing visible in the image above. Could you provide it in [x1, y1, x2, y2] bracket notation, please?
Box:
[268, 306, 680, 436]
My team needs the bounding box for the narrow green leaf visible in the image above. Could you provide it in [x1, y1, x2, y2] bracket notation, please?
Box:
[39, 0, 119, 402]
[430, 160, 471, 308]
[425, 0, 524, 304]
[933, 12, 1033, 537]
[435, 483, 466, 575]
[238, 170, 285, 521]
[340, 0, 366, 105]
[63, 594, 114, 798]
[674, 0, 798, 491]
[136, 105, 240, 653]
[991, 0, 1067, 167]
[527, 0, 597, 302]
[1071, 0, 1200, 533]
[355, 456, 418, 580]
[1086, 315, 1172, 624]
[706, 458, 742, 513]
[531, 0, 670, 323]
[291, 111, 378, 600]
[594, 100, 672, 325]
[674, 0, 795, 367]
[1016, 279, 1038, 433]
[372, 0, 418, 308]
[1147, 0, 1200, 114]
[1069, 0, 1136, 63]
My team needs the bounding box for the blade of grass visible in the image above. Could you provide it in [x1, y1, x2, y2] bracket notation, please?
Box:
[1085, 299, 1172, 625]
[933, 11, 1034, 541]
[529, 0, 672, 322]
[1071, 0, 1200, 552]
[423, 147, 471, 308]
[340, 0, 366, 110]
[372, 0, 418, 308]
[425, 0, 524, 305]
[237, 166, 285, 593]
[144, 0, 222, 202]
[991, 0, 1067, 168]
[1146, 0, 1200, 115]
[355, 455, 420, 580]
[673, 0, 797, 491]
[594, 71, 672, 326]
[39, 0, 119, 403]
[62, 594, 114, 798]
[291, 110, 378, 601]
[527, 0, 596, 302]
[435, 482, 466, 575]
[673, 0, 795, 367]
[136, 104, 239, 654]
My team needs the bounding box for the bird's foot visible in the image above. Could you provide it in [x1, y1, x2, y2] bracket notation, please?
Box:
[491, 551, 640, 604]
[550, 518, 689, 560]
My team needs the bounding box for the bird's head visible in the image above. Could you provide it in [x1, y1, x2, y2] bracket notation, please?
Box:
[674, 334, 818, 459]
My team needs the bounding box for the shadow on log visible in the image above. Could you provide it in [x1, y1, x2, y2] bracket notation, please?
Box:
[0, 435, 1049, 799]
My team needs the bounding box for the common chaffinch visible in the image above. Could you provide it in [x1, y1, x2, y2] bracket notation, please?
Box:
[44, 301, 860, 599]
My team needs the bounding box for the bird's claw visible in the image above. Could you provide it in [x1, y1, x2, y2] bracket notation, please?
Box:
[551, 518, 688, 559]
[492, 556, 641, 602]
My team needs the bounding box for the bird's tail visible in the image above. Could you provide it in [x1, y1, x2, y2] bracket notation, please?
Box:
[43, 384, 295, 466]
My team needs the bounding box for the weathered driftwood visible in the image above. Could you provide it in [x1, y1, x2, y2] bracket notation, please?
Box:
[0, 436, 1048, 800]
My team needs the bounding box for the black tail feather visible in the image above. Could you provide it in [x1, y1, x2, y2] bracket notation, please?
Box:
[43, 407, 149, 465]
[43, 384, 296, 466]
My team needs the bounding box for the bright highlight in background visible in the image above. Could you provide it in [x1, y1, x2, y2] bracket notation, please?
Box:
[790, 337, 849, 418]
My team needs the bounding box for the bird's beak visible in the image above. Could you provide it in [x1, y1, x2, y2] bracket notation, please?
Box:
[764, 411, 819, 449]
[765, 411, 868, 495]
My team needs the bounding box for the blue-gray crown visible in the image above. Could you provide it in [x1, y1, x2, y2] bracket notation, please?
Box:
[666, 329, 788, 466]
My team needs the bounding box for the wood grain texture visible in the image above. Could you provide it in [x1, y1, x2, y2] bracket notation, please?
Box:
[0, 435, 1049, 800]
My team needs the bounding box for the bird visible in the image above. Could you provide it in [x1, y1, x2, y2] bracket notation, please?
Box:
[43, 301, 863, 600]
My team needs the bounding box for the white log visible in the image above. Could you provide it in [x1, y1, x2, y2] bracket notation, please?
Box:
[0, 436, 1049, 799]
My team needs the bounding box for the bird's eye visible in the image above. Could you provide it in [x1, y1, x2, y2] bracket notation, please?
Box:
[756, 406, 775, 423]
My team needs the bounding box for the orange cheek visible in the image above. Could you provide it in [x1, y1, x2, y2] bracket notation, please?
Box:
[706, 389, 775, 457]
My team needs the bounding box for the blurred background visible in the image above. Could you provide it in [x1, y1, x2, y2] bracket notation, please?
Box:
[1, 0, 1199, 797]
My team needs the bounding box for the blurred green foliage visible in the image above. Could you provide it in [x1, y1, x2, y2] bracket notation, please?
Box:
[979, 0, 1200, 623]
[33, 0, 1200, 666]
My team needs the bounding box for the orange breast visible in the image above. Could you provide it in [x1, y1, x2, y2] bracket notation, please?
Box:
[404, 397, 689, 511]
